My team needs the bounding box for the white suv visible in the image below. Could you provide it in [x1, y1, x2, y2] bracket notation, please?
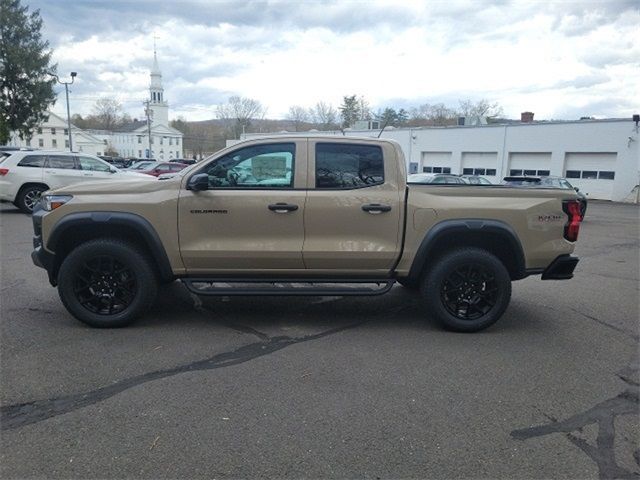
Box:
[0, 151, 150, 213]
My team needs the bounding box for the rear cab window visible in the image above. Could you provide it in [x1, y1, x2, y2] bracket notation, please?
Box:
[315, 143, 384, 189]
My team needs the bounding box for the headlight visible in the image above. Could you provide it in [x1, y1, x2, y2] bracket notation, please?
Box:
[42, 195, 73, 211]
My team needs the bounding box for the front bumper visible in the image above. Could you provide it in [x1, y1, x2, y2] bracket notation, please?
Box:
[31, 206, 57, 286]
[541, 255, 579, 280]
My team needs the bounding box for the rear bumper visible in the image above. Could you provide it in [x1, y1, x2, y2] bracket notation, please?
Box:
[541, 255, 579, 280]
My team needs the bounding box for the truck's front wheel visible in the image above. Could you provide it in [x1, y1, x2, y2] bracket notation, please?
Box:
[57, 239, 158, 328]
[421, 248, 511, 332]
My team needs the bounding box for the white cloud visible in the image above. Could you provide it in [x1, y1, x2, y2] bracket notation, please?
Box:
[34, 0, 639, 122]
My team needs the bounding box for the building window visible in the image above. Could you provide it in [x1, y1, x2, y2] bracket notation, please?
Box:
[523, 169, 536, 176]
[138, 150, 142, 158]
[462, 168, 473, 175]
[150, 137, 154, 144]
[65, 139, 69, 148]
[582, 171, 598, 179]
[176, 138, 180, 146]
[52, 139, 57, 148]
[598, 171, 615, 180]
[37, 127, 42, 134]
[26, 139, 31, 147]
[138, 136, 142, 144]
[169, 137, 173, 145]
[64, 129, 68, 136]
[537, 170, 550, 176]
[473, 168, 486, 175]
[565, 170, 580, 178]
[160, 137, 164, 145]
[510, 169, 522, 176]
[176, 150, 180, 158]
[51, 128, 56, 135]
[486, 169, 497, 176]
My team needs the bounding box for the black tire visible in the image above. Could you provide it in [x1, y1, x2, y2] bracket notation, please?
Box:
[396, 278, 419, 290]
[57, 239, 158, 328]
[16, 185, 47, 214]
[420, 247, 511, 332]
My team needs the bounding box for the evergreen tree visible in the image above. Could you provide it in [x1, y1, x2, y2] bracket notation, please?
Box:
[0, 0, 56, 144]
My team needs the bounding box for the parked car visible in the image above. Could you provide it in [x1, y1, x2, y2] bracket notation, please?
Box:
[460, 175, 492, 185]
[127, 160, 157, 170]
[502, 175, 587, 218]
[138, 162, 188, 177]
[408, 173, 466, 184]
[0, 151, 151, 213]
[99, 156, 131, 169]
[32, 136, 582, 331]
[170, 158, 197, 165]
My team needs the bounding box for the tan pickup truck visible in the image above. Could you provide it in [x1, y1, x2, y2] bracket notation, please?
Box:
[31, 136, 582, 331]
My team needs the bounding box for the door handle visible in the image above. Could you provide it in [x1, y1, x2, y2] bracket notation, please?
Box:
[362, 203, 392, 214]
[83, 173, 94, 177]
[268, 203, 298, 213]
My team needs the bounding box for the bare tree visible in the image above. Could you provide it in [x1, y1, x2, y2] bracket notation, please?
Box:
[216, 95, 266, 138]
[457, 99, 504, 119]
[92, 97, 123, 131]
[312, 101, 338, 129]
[286, 105, 310, 131]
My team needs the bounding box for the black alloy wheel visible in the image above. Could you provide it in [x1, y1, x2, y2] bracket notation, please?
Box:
[73, 255, 137, 315]
[420, 247, 512, 332]
[57, 239, 157, 327]
[440, 264, 498, 320]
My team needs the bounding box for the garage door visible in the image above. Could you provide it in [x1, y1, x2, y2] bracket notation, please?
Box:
[461, 152, 498, 178]
[421, 151, 454, 173]
[564, 153, 616, 200]
[508, 152, 552, 176]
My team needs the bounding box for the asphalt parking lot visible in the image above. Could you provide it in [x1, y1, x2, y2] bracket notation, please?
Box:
[1, 201, 638, 479]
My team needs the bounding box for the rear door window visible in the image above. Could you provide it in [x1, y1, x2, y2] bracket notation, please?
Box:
[17, 155, 46, 168]
[315, 143, 384, 189]
[46, 155, 76, 169]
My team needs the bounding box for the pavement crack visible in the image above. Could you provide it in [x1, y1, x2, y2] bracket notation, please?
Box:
[0, 321, 366, 431]
[511, 380, 640, 479]
[567, 307, 640, 342]
[188, 292, 270, 341]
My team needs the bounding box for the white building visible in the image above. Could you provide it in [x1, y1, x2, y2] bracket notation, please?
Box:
[7, 111, 104, 156]
[91, 50, 183, 160]
[239, 117, 640, 202]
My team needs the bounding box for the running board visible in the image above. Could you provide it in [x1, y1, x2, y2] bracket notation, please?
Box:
[182, 278, 395, 296]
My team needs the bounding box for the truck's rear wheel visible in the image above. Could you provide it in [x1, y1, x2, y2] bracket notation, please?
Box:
[57, 239, 157, 328]
[420, 248, 511, 332]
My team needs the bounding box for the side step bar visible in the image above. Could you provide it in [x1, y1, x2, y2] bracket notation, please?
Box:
[182, 278, 395, 296]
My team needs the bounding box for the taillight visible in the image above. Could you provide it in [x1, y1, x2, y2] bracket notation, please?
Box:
[0, 168, 8, 176]
[562, 200, 582, 242]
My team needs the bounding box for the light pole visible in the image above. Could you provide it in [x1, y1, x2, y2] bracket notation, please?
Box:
[49, 72, 77, 151]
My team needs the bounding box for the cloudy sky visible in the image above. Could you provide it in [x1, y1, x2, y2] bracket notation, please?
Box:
[31, 0, 640, 122]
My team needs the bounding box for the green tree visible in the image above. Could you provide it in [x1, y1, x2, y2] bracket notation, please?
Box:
[339, 94, 359, 128]
[0, 0, 56, 144]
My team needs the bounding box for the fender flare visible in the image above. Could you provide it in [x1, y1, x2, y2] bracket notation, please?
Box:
[407, 219, 526, 281]
[47, 211, 174, 282]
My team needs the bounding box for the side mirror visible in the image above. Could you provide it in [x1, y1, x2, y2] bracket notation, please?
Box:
[187, 173, 209, 191]
[574, 187, 579, 192]
[109, 167, 118, 174]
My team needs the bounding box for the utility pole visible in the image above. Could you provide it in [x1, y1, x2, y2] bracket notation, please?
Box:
[49, 71, 77, 151]
[144, 100, 153, 159]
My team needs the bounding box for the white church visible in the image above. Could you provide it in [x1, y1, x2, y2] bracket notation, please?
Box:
[8, 50, 183, 161]
[92, 51, 184, 160]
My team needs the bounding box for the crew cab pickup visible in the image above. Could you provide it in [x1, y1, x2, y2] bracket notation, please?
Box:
[31, 136, 582, 331]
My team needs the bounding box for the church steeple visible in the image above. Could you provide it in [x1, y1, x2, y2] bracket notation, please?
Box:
[149, 41, 168, 126]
